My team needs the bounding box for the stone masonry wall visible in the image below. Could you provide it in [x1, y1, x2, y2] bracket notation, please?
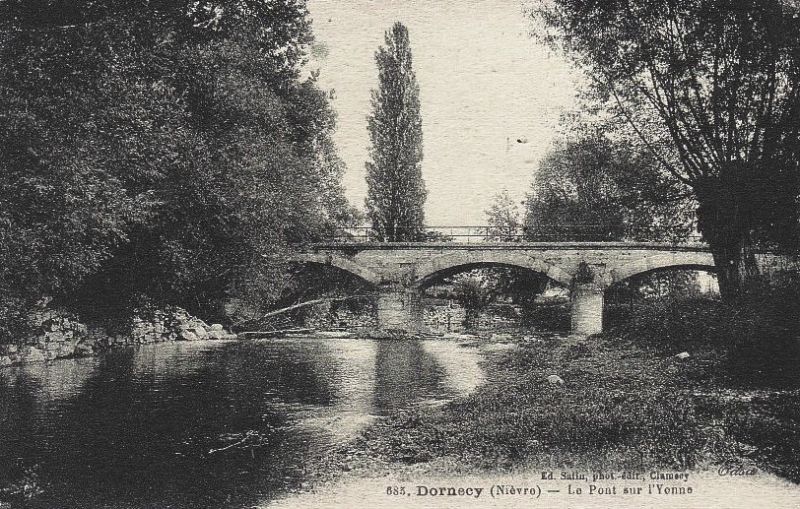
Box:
[303, 302, 377, 330]
[0, 308, 236, 368]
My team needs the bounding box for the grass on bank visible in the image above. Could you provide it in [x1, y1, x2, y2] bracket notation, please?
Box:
[309, 295, 800, 486]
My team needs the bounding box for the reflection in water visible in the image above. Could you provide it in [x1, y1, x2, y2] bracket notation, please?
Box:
[288, 339, 378, 443]
[0, 338, 485, 508]
[373, 340, 455, 412]
[421, 341, 486, 396]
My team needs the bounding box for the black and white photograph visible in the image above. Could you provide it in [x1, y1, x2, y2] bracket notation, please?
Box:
[1, 1, 799, 508]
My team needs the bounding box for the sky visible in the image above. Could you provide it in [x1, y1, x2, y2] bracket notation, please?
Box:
[305, 0, 580, 225]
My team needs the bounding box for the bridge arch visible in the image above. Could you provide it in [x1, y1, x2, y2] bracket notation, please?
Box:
[603, 251, 716, 288]
[411, 251, 574, 288]
[289, 253, 381, 286]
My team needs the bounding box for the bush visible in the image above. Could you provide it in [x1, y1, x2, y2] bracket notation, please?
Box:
[721, 393, 800, 482]
[452, 278, 493, 311]
[607, 290, 800, 389]
[611, 297, 744, 348]
[520, 302, 570, 331]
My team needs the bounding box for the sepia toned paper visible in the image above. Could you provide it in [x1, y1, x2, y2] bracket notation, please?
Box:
[0, 1, 798, 509]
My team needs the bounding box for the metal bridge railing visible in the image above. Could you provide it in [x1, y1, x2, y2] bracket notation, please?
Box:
[326, 225, 704, 244]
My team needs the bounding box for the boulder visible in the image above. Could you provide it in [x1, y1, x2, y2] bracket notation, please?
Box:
[179, 330, 198, 342]
[22, 347, 45, 363]
[75, 343, 94, 356]
[210, 324, 225, 332]
[57, 344, 75, 357]
[45, 331, 66, 342]
[675, 351, 691, 360]
[190, 326, 208, 340]
[207, 330, 223, 340]
[0, 356, 12, 367]
[188, 319, 208, 331]
[546, 374, 565, 385]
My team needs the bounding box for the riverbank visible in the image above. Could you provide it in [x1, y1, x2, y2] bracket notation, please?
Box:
[268, 299, 800, 506]
[0, 307, 237, 368]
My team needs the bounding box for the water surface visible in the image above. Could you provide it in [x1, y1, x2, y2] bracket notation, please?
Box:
[0, 337, 484, 508]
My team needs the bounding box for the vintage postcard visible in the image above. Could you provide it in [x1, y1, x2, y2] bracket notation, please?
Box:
[0, 1, 799, 508]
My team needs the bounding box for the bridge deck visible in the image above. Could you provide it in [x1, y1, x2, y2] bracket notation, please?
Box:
[306, 241, 712, 252]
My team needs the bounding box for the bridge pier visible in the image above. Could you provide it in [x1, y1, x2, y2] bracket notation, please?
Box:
[570, 283, 604, 336]
[294, 241, 725, 336]
[376, 288, 424, 333]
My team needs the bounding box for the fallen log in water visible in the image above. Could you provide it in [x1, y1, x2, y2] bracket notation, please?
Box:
[238, 328, 313, 339]
[315, 330, 355, 338]
[233, 294, 372, 327]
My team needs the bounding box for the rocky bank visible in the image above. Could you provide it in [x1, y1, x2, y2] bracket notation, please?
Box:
[0, 307, 237, 368]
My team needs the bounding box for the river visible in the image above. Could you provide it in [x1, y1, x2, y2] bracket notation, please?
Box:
[0, 337, 486, 508]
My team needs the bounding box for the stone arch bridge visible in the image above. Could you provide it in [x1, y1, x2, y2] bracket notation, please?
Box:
[291, 242, 733, 335]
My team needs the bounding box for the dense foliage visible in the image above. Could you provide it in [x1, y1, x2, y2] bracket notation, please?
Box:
[484, 190, 523, 241]
[476, 192, 552, 306]
[480, 134, 698, 310]
[0, 0, 353, 337]
[531, 0, 800, 299]
[525, 132, 695, 242]
[365, 22, 427, 242]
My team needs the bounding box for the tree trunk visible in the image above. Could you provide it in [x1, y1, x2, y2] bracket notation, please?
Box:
[234, 295, 369, 326]
[695, 177, 759, 302]
[710, 242, 743, 302]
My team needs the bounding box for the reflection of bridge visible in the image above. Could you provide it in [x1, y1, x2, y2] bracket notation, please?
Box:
[292, 242, 719, 335]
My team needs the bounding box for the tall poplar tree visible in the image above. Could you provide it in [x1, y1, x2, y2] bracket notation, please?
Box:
[365, 22, 426, 242]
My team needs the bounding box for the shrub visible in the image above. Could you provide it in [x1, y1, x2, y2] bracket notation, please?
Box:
[520, 302, 570, 331]
[607, 292, 800, 389]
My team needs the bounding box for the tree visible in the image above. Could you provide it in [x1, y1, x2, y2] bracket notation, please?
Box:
[526, 132, 706, 304]
[0, 1, 353, 336]
[532, 0, 800, 300]
[524, 133, 695, 242]
[483, 191, 550, 306]
[484, 190, 523, 241]
[452, 275, 494, 328]
[365, 22, 427, 242]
